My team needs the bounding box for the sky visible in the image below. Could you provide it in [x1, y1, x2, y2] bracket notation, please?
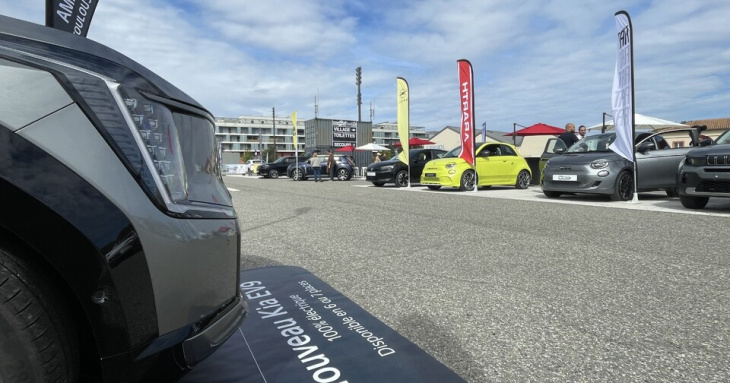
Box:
[3, 1, 730, 132]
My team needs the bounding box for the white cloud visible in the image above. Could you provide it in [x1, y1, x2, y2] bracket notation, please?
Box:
[2, 0, 729, 133]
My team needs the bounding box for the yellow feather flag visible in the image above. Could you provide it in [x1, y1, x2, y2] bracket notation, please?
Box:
[290, 111, 298, 155]
[396, 77, 409, 164]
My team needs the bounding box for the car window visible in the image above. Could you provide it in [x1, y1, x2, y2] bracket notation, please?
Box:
[566, 133, 615, 153]
[501, 145, 516, 156]
[443, 146, 461, 158]
[655, 135, 670, 149]
[544, 138, 567, 154]
[715, 129, 730, 144]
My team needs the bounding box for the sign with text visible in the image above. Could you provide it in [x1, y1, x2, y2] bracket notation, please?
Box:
[332, 120, 357, 148]
[181, 266, 465, 382]
[45, 0, 100, 37]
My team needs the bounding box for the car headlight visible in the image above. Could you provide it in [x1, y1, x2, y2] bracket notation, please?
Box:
[381, 165, 394, 171]
[590, 159, 609, 169]
[445, 162, 457, 169]
[686, 156, 706, 166]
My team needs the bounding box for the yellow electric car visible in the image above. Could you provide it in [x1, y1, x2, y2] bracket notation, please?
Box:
[420, 142, 531, 191]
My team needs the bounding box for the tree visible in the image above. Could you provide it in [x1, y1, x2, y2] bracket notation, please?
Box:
[263, 146, 277, 162]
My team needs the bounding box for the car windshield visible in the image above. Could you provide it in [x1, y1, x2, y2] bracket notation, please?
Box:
[443, 146, 461, 158]
[715, 130, 730, 145]
[271, 157, 287, 164]
[565, 133, 615, 153]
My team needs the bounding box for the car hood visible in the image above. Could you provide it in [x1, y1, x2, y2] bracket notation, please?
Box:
[545, 151, 623, 166]
[369, 159, 401, 169]
[424, 157, 463, 167]
[686, 143, 730, 156]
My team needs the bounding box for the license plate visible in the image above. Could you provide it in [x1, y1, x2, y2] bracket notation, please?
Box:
[553, 174, 577, 181]
[424, 173, 436, 177]
[366, 171, 376, 177]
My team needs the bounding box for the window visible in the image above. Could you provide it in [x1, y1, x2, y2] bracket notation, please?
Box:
[501, 145, 517, 156]
[673, 141, 684, 148]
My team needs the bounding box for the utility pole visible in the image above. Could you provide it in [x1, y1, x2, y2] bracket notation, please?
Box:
[272, 107, 277, 158]
[356, 67, 362, 122]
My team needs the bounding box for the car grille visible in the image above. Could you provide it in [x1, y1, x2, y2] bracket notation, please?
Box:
[543, 180, 597, 189]
[706, 155, 730, 165]
[696, 180, 730, 193]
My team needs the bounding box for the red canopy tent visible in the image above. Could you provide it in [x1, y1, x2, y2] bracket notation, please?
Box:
[504, 123, 565, 136]
[394, 137, 435, 147]
[335, 144, 355, 152]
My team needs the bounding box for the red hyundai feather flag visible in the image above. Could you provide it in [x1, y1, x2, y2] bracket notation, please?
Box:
[457, 59, 475, 166]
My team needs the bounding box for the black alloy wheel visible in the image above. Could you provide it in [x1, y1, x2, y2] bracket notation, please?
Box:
[515, 170, 531, 189]
[394, 170, 409, 187]
[269, 169, 279, 179]
[459, 170, 476, 191]
[610, 170, 634, 201]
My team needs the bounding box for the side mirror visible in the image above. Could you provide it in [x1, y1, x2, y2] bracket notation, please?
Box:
[637, 141, 653, 152]
[700, 138, 712, 147]
[553, 147, 565, 154]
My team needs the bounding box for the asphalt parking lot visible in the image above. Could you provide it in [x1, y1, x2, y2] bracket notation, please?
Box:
[225, 174, 730, 382]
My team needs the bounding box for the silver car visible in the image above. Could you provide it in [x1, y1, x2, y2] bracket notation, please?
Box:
[541, 127, 703, 201]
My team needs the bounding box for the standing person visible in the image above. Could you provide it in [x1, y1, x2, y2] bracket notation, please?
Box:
[374, 152, 382, 163]
[327, 150, 336, 181]
[558, 122, 580, 148]
[310, 151, 322, 182]
[576, 125, 587, 140]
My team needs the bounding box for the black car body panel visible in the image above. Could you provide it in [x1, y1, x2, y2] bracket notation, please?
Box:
[0, 14, 247, 381]
[677, 129, 730, 208]
[258, 156, 308, 178]
[366, 148, 447, 185]
[286, 155, 356, 180]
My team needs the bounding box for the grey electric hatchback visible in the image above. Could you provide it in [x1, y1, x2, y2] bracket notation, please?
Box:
[0, 14, 246, 382]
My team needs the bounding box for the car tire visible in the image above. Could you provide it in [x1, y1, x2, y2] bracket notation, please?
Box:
[0, 247, 79, 382]
[394, 170, 409, 187]
[665, 188, 679, 197]
[269, 169, 279, 179]
[543, 190, 562, 198]
[372, 182, 385, 187]
[337, 168, 350, 181]
[292, 168, 304, 181]
[459, 170, 475, 191]
[679, 195, 709, 209]
[426, 185, 441, 190]
[610, 170, 634, 201]
[515, 170, 531, 189]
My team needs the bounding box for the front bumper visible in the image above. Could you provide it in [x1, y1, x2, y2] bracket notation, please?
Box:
[181, 294, 248, 367]
[420, 170, 458, 187]
[541, 165, 618, 194]
[366, 170, 395, 183]
[678, 166, 730, 197]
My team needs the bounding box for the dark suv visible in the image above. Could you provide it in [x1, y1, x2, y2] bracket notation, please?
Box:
[677, 128, 730, 209]
[257, 156, 307, 178]
[366, 148, 447, 187]
[0, 15, 246, 381]
[287, 154, 356, 181]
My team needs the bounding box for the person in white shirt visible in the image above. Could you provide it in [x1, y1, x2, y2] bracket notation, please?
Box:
[310, 151, 323, 182]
